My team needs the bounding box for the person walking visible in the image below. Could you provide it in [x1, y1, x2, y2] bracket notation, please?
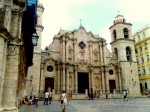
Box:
[123, 90, 128, 101]
[43, 91, 49, 105]
[49, 90, 53, 104]
[59, 90, 69, 112]
[35, 96, 39, 107]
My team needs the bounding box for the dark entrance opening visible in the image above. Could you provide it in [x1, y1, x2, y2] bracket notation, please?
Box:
[109, 80, 116, 93]
[78, 72, 89, 93]
[45, 78, 54, 92]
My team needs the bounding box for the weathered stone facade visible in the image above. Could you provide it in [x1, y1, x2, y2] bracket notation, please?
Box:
[29, 14, 141, 99]
[0, 0, 38, 111]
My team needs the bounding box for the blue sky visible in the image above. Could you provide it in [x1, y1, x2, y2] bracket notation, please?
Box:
[40, 0, 150, 50]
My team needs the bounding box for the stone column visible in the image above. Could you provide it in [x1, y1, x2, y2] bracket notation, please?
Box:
[74, 65, 78, 94]
[99, 43, 103, 64]
[89, 43, 93, 63]
[0, 32, 7, 112]
[73, 39, 77, 62]
[57, 65, 61, 94]
[10, 9, 22, 39]
[102, 43, 106, 64]
[105, 67, 109, 93]
[2, 45, 19, 112]
[62, 37, 65, 60]
[62, 64, 66, 91]
[101, 67, 105, 93]
[39, 62, 44, 97]
[90, 68, 94, 90]
[118, 68, 122, 93]
[66, 66, 69, 93]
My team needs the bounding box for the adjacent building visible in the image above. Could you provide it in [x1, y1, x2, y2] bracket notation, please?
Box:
[132, 25, 150, 93]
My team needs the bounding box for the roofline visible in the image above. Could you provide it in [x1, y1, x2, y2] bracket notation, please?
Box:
[132, 24, 150, 36]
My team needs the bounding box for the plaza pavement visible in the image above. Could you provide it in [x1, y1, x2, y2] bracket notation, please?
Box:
[20, 98, 150, 112]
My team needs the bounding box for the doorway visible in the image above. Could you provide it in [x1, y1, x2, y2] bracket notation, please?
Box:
[78, 72, 89, 93]
[45, 77, 54, 92]
[109, 80, 116, 93]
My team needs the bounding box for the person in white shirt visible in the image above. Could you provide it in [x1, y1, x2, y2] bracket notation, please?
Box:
[43, 91, 49, 105]
[59, 90, 69, 112]
[123, 90, 128, 101]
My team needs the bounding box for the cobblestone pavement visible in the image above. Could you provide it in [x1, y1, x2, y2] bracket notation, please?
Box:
[20, 98, 150, 112]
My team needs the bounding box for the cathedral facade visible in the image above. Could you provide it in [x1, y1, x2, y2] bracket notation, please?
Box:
[30, 15, 141, 99]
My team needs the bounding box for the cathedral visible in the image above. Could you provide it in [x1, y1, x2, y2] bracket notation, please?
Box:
[27, 14, 141, 99]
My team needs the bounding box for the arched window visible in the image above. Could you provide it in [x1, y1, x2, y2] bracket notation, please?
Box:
[123, 28, 129, 39]
[145, 82, 148, 90]
[114, 48, 118, 59]
[140, 83, 143, 92]
[113, 30, 117, 40]
[126, 47, 132, 61]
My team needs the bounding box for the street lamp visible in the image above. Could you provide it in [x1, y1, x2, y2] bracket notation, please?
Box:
[32, 32, 39, 46]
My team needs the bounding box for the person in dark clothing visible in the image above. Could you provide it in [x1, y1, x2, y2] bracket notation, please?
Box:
[29, 93, 33, 105]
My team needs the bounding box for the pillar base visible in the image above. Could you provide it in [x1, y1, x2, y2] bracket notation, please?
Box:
[3, 107, 18, 112]
[0, 107, 3, 112]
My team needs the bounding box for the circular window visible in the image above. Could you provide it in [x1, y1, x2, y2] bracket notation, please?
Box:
[109, 70, 113, 75]
[47, 66, 53, 72]
[79, 41, 86, 49]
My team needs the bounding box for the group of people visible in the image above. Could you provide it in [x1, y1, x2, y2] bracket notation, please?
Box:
[22, 93, 38, 106]
[44, 90, 71, 112]
[43, 90, 53, 105]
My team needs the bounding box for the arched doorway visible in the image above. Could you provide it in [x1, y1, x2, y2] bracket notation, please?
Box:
[78, 72, 89, 93]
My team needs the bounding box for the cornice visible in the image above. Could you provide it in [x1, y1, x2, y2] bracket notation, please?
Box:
[110, 38, 134, 45]
[36, 25, 44, 31]
[109, 22, 132, 29]
[37, 4, 45, 12]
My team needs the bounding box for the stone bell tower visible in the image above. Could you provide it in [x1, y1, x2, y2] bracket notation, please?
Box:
[109, 15, 140, 96]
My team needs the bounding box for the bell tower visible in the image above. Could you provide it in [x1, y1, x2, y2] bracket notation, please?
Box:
[109, 15, 140, 96]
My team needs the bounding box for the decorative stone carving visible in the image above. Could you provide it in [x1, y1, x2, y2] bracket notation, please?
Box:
[68, 45, 73, 60]
[93, 49, 99, 62]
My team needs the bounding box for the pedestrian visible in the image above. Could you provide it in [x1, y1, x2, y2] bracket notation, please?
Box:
[32, 95, 36, 105]
[49, 90, 53, 104]
[29, 93, 33, 105]
[59, 90, 69, 112]
[123, 90, 128, 101]
[106, 92, 108, 99]
[23, 96, 29, 105]
[43, 91, 49, 105]
[91, 91, 94, 100]
[35, 96, 39, 107]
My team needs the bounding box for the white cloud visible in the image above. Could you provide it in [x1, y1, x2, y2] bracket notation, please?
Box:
[39, 0, 95, 49]
[98, 24, 112, 51]
[39, 0, 150, 50]
[115, 0, 150, 23]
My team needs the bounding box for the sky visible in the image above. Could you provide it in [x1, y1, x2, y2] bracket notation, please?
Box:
[39, 0, 150, 50]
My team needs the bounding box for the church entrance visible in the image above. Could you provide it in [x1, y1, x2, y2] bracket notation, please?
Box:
[78, 72, 89, 93]
[109, 80, 116, 93]
[45, 77, 54, 92]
